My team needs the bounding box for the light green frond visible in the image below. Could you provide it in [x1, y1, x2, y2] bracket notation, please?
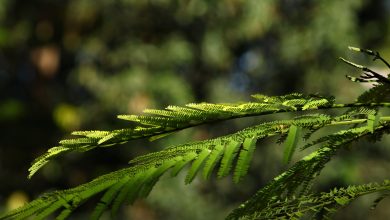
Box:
[283, 125, 302, 164]
[0, 197, 54, 219]
[110, 173, 146, 217]
[91, 177, 129, 220]
[282, 98, 308, 109]
[170, 153, 197, 177]
[59, 138, 99, 147]
[28, 92, 388, 178]
[56, 208, 73, 220]
[185, 149, 211, 184]
[244, 180, 390, 220]
[227, 124, 379, 220]
[28, 147, 71, 179]
[14, 115, 388, 219]
[302, 98, 331, 110]
[340, 107, 377, 121]
[203, 144, 224, 180]
[292, 114, 331, 127]
[97, 132, 120, 145]
[251, 93, 305, 103]
[218, 140, 241, 178]
[71, 130, 110, 138]
[138, 159, 178, 197]
[302, 126, 368, 150]
[121, 115, 189, 127]
[34, 199, 65, 220]
[234, 137, 257, 183]
[367, 113, 380, 133]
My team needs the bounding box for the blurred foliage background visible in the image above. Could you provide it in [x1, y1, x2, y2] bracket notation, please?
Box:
[1, 0, 390, 219]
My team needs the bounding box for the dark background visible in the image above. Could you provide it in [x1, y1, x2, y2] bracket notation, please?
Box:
[0, 0, 390, 219]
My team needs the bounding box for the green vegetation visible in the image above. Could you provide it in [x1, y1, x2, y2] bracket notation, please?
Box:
[1, 1, 390, 219]
[1, 47, 389, 219]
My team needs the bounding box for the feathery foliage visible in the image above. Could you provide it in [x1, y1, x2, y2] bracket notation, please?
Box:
[1, 47, 390, 219]
[240, 180, 390, 220]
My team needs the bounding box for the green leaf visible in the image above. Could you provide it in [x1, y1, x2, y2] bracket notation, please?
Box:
[170, 152, 198, 177]
[185, 149, 210, 184]
[110, 173, 147, 217]
[367, 113, 380, 133]
[97, 133, 118, 145]
[302, 98, 329, 110]
[234, 137, 257, 183]
[91, 177, 129, 220]
[56, 208, 73, 220]
[217, 140, 241, 178]
[28, 147, 71, 179]
[0, 196, 55, 219]
[34, 199, 64, 220]
[138, 159, 177, 198]
[202, 144, 224, 180]
[283, 125, 302, 164]
[334, 196, 350, 205]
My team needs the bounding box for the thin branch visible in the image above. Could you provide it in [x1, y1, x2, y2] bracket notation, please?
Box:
[339, 57, 390, 84]
[348, 46, 390, 70]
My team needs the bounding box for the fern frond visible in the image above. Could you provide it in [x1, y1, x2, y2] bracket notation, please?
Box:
[71, 130, 111, 138]
[203, 144, 224, 180]
[110, 173, 145, 217]
[0, 197, 54, 219]
[358, 85, 390, 107]
[301, 126, 368, 150]
[292, 114, 331, 127]
[4, 46, 390, 220]
[302, 98, 331, 110]
[34, 199, 66, 220]
[169, 153, 196, 177]
[28, 147, 72, 179]
[56, 208, 73, 220]
[244, 180, 390, 219]
[28, 91, 390, 178]
[1, 163, 151, 219]
[138, 159, 178, 198]
[251, 93, 305, 103]
[90, 177, 129, 220]
[217, 140, 242, 178]
[367, 113, 380, 133]
[283, 125, 301, 164]
[27, 93, 338, 177]
[10, 113, 389, 219]
[227, 124, 385, 219]
[185, 149, 211, 184]
[4, 114, 332, 219]
[233, 137, 257, 183]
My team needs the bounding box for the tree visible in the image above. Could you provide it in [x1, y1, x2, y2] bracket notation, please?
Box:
[1, 47, 389, 219]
